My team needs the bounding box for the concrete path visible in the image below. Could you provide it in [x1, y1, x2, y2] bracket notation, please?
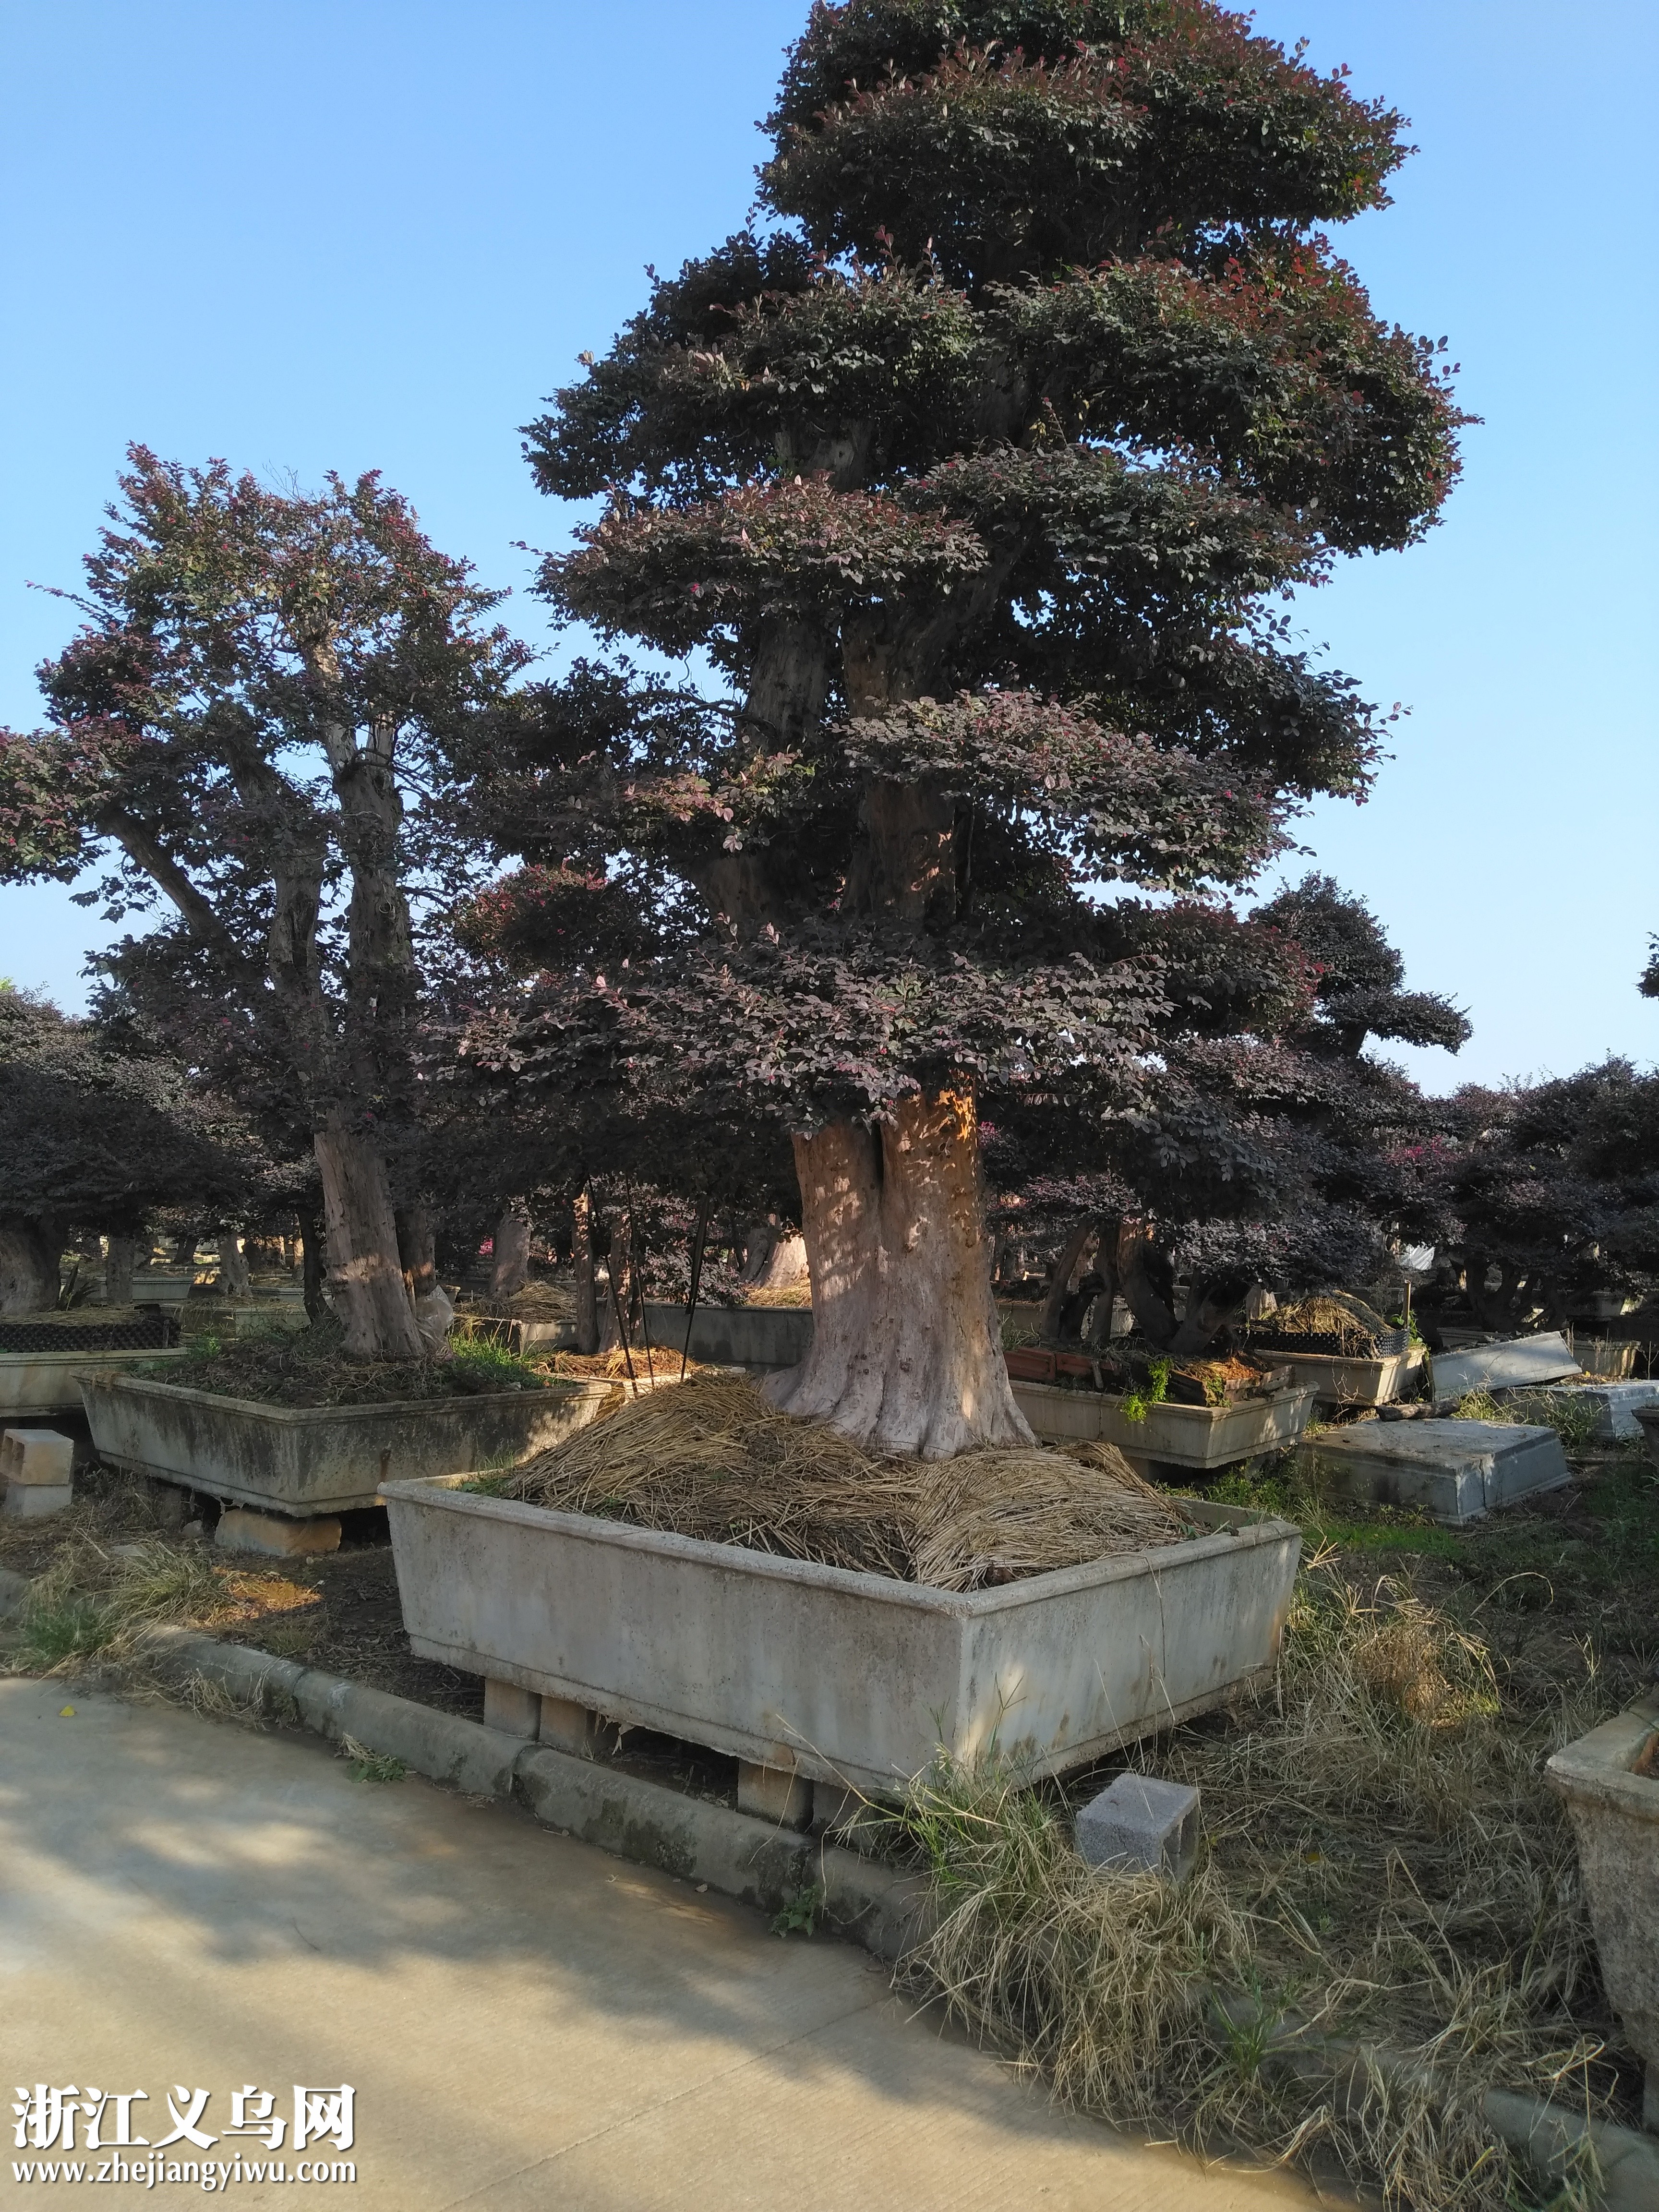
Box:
[2, 1676, 1320, 2210]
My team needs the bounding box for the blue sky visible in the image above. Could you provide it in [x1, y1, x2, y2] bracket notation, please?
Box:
[1, 1, 1654, 1092]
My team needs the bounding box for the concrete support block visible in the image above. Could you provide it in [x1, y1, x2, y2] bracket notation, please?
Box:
[215, 1507, 341, 1558]
[1, 1482, 73, 1519]
[538, 1692, 603, 1756]
[2, 1427, 75, 1487]
[737, 1758, 814, 1831]
[813, 1779, 865, 1833]
[1076, 1772, 1201, 1879]
[483, 1677, 541, 1740]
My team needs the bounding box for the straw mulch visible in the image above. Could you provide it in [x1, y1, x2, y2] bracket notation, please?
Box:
[500, 1375, 1194, 1590]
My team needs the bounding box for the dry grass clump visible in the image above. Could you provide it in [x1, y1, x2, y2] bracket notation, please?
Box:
[5, 1533, 228, 1674]
[888, 1562, 1615, 2208]
[501, 1375, 1193, 1589]
[1265, 1294, 1389, 1353]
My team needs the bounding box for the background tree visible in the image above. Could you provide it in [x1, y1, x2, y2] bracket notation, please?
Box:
[0, 986, 267, 1314]
[986, 879, 1467, 1351]
[1431, 1061, 1659, 1338]
[462, 0, 1464, 1453]
[0, 451, 528, 1357]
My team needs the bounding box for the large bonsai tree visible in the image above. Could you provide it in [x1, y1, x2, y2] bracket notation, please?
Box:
[459, 0, 1464, 1452]
[0, 452, 527, 1357]
[0, 986, 266, 1313]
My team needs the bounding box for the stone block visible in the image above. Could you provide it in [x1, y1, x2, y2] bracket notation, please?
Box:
[215, 1507, 342, 1557]
[538, 1693, 602, 1756]
[1, 1427, 74, 1486]
[483, 1677, 541, 1740]
[1076, 1772, 1200, 1879]
[1309, 1418, 1571, 1526]
[1431, 1331, 1580, 1400]
[737, 1759, 814, 1831]
[0, 1481, 73, 1519]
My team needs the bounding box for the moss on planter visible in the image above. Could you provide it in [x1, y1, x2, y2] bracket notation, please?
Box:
[133, 1318, 553, 1408]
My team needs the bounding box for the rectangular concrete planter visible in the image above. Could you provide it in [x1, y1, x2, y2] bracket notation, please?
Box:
[1546, 1692, 1659, 2132]
[1010, 1379, 1316, 1470]
[643, 1303, 814, 1370]
[1305, 1417, 1571, 1525]
[79, 1371, 616, 1518]
[1259, 1346, 1426, 1410]
[381, 1474, 1302, 1795]
[131, 1271, 196, 1306]
[0, 1346, 192, 1418]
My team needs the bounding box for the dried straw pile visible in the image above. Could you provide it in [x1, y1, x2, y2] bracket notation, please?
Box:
[1265, 1293, 1383, 1354]
[502, 1375, 1192, 1590]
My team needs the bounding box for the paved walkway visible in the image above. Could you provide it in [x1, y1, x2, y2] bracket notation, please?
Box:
[2, 1675, 1320, 2210]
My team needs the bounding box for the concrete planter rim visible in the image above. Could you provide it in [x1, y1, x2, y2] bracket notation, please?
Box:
[1546, 1693, 1659, 1818]
[78, 1370, 613, 1429]
[379, 1468, 1298, 1619]
[1016, 1380, 1316, 1425]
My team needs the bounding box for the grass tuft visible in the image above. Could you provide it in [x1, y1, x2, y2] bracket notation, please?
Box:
[886, 1564, 1617, 2210]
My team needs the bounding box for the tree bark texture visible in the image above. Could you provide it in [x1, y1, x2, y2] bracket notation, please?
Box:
[749, 1232, 808, 1294]
[396, 1205, 437, 1300]
[217, 1229, 252, 1298]
[1039, 1219, 1097, 1342]
[104, 1235, 138, 1308]
[765, 1092, 1035, 1458]
[313, 1119, 424, 1360]
[572, 1190, 599, 1355]
[491, 1205, 533, 1299]
[0, 1217, 60, 1315]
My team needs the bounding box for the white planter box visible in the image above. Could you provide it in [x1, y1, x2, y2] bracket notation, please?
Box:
[382, 1475, 1302, 1794]
[0, 1346, 191, 1418]
[1546, 1692, 1659, 2131]
[1010, 1380, 1316, 1470]
[1262, 1346, 1426, 1409]
[79, 1372, 615, 1518]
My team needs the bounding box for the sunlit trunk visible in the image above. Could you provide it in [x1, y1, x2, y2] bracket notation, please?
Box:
[765, 1091, 1034, 1457]
[313, 1119, 423, 1361]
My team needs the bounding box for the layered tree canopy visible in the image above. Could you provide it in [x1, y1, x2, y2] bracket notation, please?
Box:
[448, 0, 1464, 1447]
[470, 0, 1461, 1137]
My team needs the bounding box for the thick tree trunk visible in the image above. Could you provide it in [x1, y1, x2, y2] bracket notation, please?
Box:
[0, 1217, 60, 1315]
[491, 1205, 532, 1299]
[105, 1234, 138, 1307]
[1115, 1223, 1178, 1350]
[396, 1205, 437, 1300]
[750, 1232, 808, 1293]
[765, 1091, 1034, 1457]
[313, 1119, 423, 1361]
[217, 1228, 252, 1298]
[1039, 1219, 1096, 1342]
[572, 1190, 599, 1355]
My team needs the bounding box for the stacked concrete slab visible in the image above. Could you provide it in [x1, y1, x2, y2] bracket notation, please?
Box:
[1, 1427, 74, 1518]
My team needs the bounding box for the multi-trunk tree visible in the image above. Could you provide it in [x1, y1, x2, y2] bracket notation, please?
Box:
[464, 0, 1464, 1453]
[0, 451, 527, 1357]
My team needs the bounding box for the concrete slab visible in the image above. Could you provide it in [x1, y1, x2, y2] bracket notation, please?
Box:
[1306, 1419, 1571, 1526]
[1430, 1332, 1581, 1400]
[1501, 1380, 1659, 1442]
[0, 1676, 1314, 2210]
